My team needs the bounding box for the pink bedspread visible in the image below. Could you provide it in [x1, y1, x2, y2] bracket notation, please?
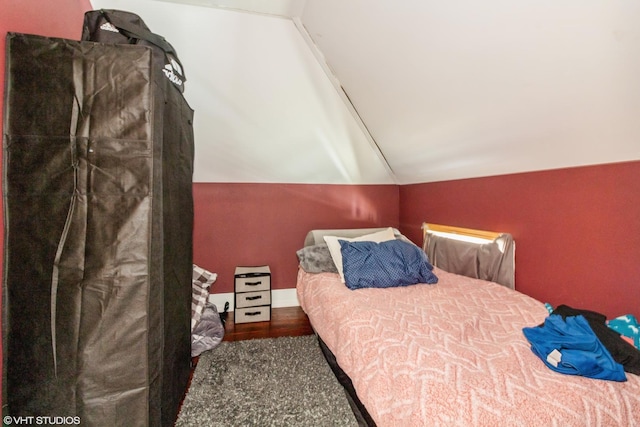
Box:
[297, 267, 640, 426]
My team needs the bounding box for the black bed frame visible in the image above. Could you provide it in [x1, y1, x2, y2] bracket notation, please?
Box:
[317, 336, 377, 427]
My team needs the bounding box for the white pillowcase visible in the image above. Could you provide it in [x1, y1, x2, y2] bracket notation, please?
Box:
[324, 227, 396, 282]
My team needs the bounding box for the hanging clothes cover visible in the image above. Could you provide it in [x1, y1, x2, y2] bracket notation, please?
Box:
[81, 11, 196, 425]
[3, 30, 194, 427]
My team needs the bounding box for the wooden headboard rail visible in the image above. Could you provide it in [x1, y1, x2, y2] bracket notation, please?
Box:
[422, 222, 503, 242]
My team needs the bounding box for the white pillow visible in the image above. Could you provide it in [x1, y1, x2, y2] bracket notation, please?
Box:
[323, 227, 396, 282]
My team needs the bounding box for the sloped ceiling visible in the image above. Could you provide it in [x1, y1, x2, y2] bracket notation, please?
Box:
[91, 0, 640, 184]
[301, 0, 640, 184]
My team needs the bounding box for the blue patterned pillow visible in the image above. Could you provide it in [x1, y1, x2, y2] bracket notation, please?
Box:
[340, 239, 438, 290]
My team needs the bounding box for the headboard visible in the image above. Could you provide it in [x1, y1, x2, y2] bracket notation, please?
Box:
[300, 224, 515, 289]
[422, 223, 516, 289]
[303, 227, 398, 247]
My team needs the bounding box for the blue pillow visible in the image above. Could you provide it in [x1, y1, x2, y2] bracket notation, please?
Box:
[340, 239, 438, 290]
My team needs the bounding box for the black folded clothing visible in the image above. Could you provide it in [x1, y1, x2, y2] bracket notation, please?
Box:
[551, 305, 640, 375]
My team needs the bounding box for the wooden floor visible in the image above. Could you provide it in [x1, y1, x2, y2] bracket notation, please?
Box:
[222, 306, 314, 341]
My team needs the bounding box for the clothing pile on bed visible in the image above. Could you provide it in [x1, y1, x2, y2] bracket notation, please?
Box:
[523, 304, 640, 381]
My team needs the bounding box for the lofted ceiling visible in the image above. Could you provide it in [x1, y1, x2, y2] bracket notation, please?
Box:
[90, 0, 640, 184]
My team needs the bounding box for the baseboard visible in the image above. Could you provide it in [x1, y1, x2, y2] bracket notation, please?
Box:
[208, 288, 299, 312]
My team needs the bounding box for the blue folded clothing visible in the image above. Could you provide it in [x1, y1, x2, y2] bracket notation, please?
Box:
[522, 314, 626, 382]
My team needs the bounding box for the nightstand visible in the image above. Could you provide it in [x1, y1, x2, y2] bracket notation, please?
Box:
[234, 265, 272, 323]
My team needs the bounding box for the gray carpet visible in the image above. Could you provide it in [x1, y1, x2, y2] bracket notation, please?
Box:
[176, 335, 359, 426]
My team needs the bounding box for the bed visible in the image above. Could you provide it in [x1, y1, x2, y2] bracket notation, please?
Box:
[295, 226, 640, 426]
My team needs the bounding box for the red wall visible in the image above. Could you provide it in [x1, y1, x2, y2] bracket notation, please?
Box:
[193, 183, 399, 293]
[0, 0, 93, 411]
[399, 161, 640, 318]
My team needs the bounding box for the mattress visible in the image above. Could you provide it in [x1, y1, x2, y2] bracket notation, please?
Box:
[297, 267, 640, 426]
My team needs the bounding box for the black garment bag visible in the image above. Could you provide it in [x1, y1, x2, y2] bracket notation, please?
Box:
[3, 11, 194, 426]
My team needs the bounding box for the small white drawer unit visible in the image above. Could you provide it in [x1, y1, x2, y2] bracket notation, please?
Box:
[234, 265, 271, 324]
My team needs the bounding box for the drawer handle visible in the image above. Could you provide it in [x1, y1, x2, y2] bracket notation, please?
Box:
[246, 311, 262, 316]
[245, 281, 262, 286]
[246, 295, 262, 301]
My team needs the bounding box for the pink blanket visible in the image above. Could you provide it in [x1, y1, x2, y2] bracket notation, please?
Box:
[297, 267, 640, 426]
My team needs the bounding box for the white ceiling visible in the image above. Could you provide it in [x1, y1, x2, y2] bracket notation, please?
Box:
[302, 0, 640, 184]
[90, 0, 640, 184]
[152, 0, 305, 18]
